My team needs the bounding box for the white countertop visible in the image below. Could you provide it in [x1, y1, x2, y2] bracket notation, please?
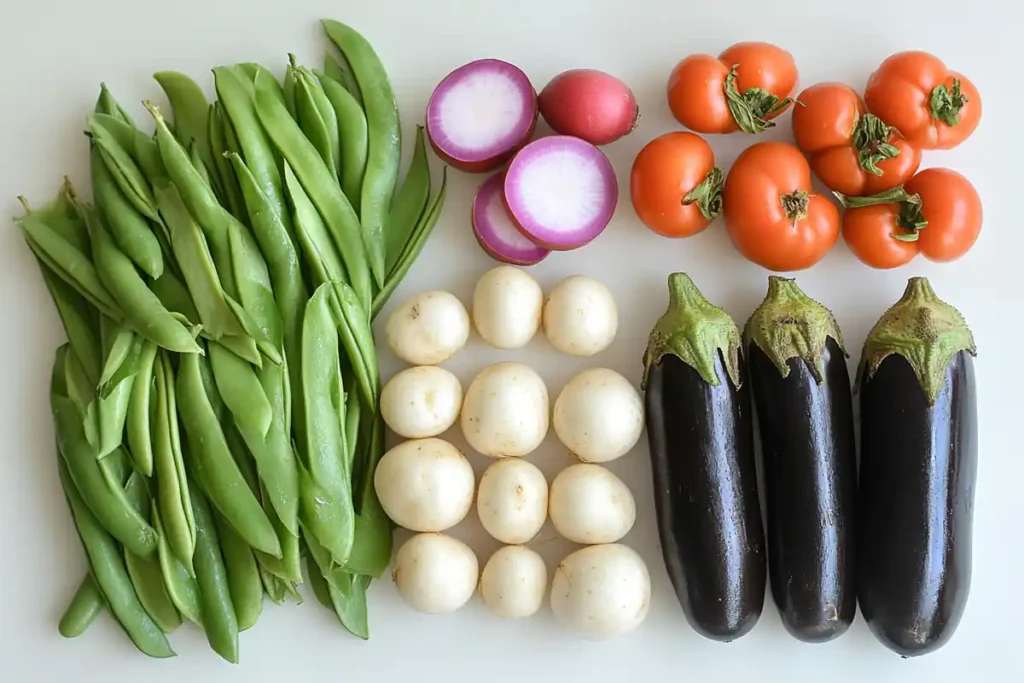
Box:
[1, 0, 1019, 680]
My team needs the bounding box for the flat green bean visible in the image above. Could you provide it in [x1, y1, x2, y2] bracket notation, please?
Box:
[38, 264, 102, 387]
[208, 340, 272, 438]
[283, 163, 347, 286]
[58, 575, 104, 638]
[342, 413, 392, 577]
[294, 66, 340, 180]
[214, 66, 289, 233]
[213, 512, 263, 632]
[189, 486, 239, 664]
[323, 19, 401, 288]
[259, 567, 292, 605]
[153, 503, 202, 623]
[95, 83, 136, 127]
[33, 182, 91, 255]
[385, 125, 431, 274]
[57, 455, 175, 658]
[52, 346, 158, 557]
[151, 180, 250, 344]
[226, 221, 283, 361]
[207, 102, 247, 217]
[125, 341, 157, 477]
[91, 145, 164, 279]
[189, 140, 217, 192]
[253, 489, 302, 584]
[282, 62, 298, 119]
[299, 284, 354, 565]
[149, 268, 201, 326]
[254, 69, 372, 311]
[153, 71, 213, 174]
[372, 168, 447, 318]
[329, 572, 370, 640]
[98, 316, 134, 386]
[93, 335, 142, 459]
[305, 553, 333, 609]
[177, 351, 281, 557]
[16, 203, 121, 322]
[86, 206, 200, 354]
[153, 351, 196, 572]
[316, 70, 368, 214]
[123, 472, 183, 634]
[91, 123, 160, 222]
[329, 281, 378, 410]
[321, 53, 360, 101]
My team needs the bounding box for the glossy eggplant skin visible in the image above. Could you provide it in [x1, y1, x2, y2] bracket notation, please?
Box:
[645, 351, 766, 641]
[747, 338, 857, 643]
[858, 351, 978, 657]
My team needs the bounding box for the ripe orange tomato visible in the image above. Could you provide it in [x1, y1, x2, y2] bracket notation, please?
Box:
[791, 82, 921, 196]
[864, 51, 981, 150]
[630, 132, 722, 238]
[667, 42, 798, 134]
[722, 142, 840, 271]
[839, 168, 982, 268]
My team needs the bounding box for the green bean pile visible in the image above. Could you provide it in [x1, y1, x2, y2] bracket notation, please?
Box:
[17, 18, 446, 662]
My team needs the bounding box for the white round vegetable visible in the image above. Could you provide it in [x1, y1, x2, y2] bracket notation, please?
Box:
[542, 275, 618, 356]
[380, 366, 463, 439]
[461, 362, 549, 458]
[476, 458, 548, 544]
[393, 533, 479, 614]
[553, 367, 644, 463]
[548, 463, 635, 544]
[480, 545, 548, 619]
[385, 290, 470, 365]
[373, 438, 475, 532]
[550, 544, 651, 639]
[471, 266, 543, 349]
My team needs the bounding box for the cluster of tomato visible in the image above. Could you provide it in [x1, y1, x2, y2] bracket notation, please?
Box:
[630, 43, 983, 271]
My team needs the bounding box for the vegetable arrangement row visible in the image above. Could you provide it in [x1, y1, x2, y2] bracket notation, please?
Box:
[429, 44, 983, 273]
[375, 268, 652, 638]
[18, 19, 448, 661]
[643, 273, 977, 657]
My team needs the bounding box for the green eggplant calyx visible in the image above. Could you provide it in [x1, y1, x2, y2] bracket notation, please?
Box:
[642, 272, 743, 390]
[859, 276, 976, 406]
[744, 276, 845, 384]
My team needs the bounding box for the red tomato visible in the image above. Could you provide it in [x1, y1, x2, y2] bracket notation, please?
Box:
[667, 42, 798, 134]
[791, 82, 921, 196]
[840, 168, 983, 268]
[722, 142, 840, 271]
[864, 51, 981, 150]
[630, 132, 721, 238]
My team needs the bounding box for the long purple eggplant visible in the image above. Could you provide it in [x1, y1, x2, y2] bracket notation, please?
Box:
[641, 273, 766, 642]
[857, 277, 978, 657]
[744, 277, 857, 643]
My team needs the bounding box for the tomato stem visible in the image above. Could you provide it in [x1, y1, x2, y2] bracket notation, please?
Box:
[852, 113, 900, 176]
[930, 79, 967, 127]
[723, 65, 797, 134]
[780, 189, 809, 224]
[682, 167, 724, 221]
[833, 187, 929, 242]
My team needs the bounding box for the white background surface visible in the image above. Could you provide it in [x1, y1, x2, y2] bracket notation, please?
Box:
[1, 0, 1020, 680]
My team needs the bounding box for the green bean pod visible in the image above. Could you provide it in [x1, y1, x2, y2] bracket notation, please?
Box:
[316, 70, 369, 214]
[38, 264, 102, 387]
[15, 205, 121, 322]
[283, 163, 347, 286]
[177, 351, 281, 557]
[123, 472, 183, 634]
[342, 412, 392, 578]
[125, 341, 158, 477]
[372, 168, 448, 317]
[385, 125, 431, 274]
[321, 53, 360, 102]
[207, 102, 247, 217]
[189, 486, 240, 664]
[91, 123, 160, 222]
[86, 208, 200, 354]
[52, 347, 158, 557]
[299, 284, 355, 565]
[208, 341, 273, 438]
[259, 567, 292, 605]
[322, 19, 400, 288]
[153, 71, 213, 175]
[294, 66, 340, 181]
[302, 526, 369, 637]
[58, 575, 104, 638]
[98, 316, 135, 385]
[282, 63, 298, 119]
[213, 511, 263, 631]
[57, 455, 175, 658]
[153, 351, 197, 572]
[253, 69, 372, 311]
[189, 141, 217, 192]
[91, 145, 164, 280]
[214, 66, 290, 237]
[95, 83, 136, 127]
[329, 281, 378, 410]
[253, 489, 302, 584]
[226, 221, 284, 362]
[153, 503, 202, 624]
[93, 336, 142, 459]
[305, 553, 333, 609]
